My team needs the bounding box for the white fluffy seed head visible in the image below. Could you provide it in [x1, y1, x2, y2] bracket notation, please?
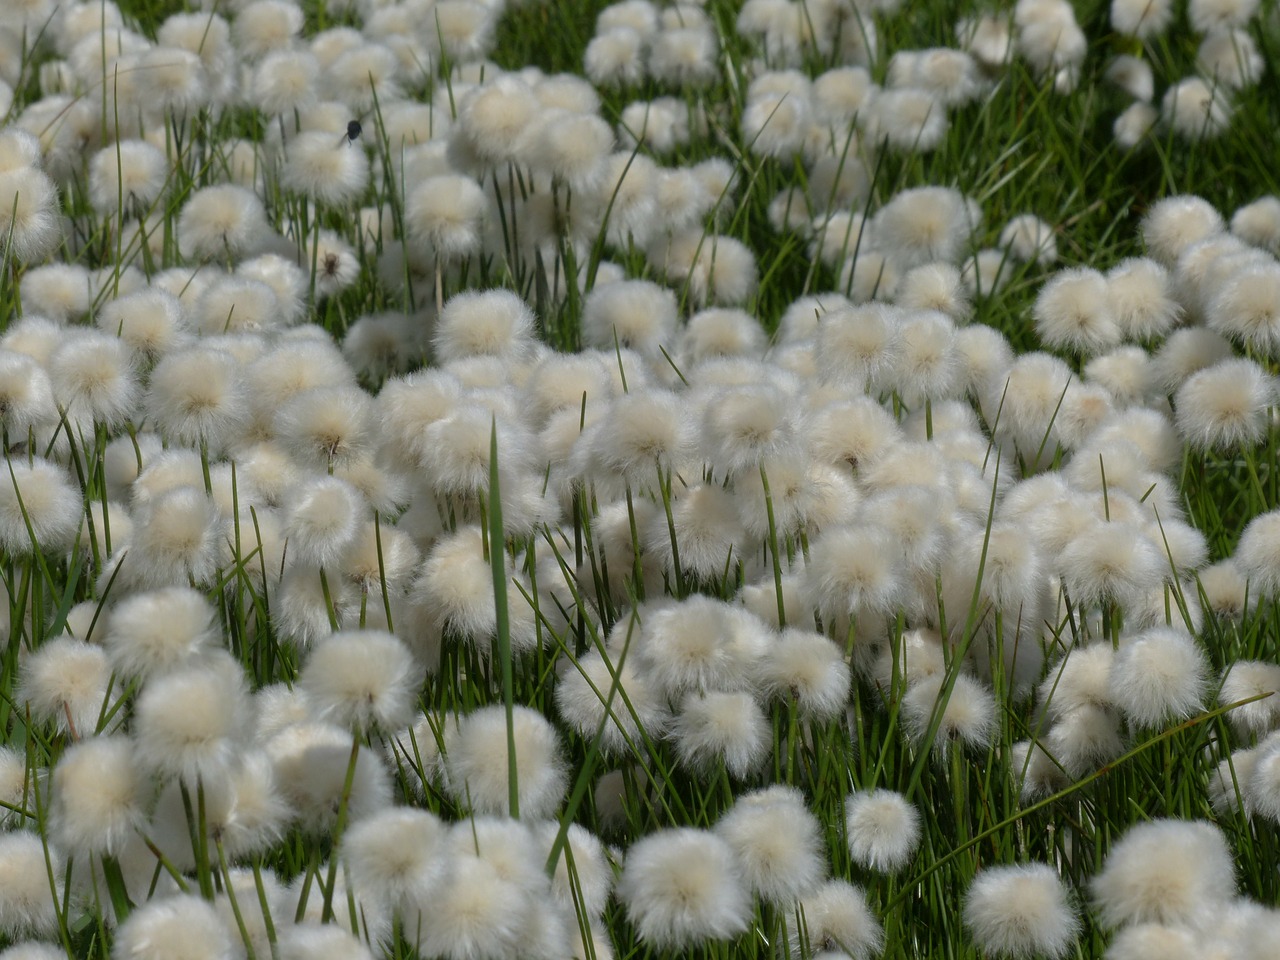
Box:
[528, 109, 613, 187]
[47, 331, 139, 429]
[405, 173, 487, 261]
[443, 704, 567, 819]
[555, 646, 671, 755]
[234, 0, 304, 60]
[1197, 558, 1253, 622]
[417, 403, 532, 500]
[282, 474, 363, 570]
[133, 651, 253, 786]
[589, 151, 660, 246]
[892, 309, 960, 403]
[238, 253, 307, 325]
[586, 27, 645, 87]
[1000, 213, 1057, 264]
[50, 734, 147, 857]
[1197, 28, 1263, 90]
[1039, 644, 1115, 722]
[251, 48, 320, 115]
[1034, 267, 1121, 355]
[1142, 195, 1224, 266]
[114, 894, 235, 960]
[276, 384, 374, 469]
[702, 383, 802, 479]
[621, 98, 686, 155]
[434, 289, 536, 364]
[145, 346, 247, 454]
[0, 745, 30, 830]
[754, 627, 851, 721]
[1057, 520, 1164, 609]
[648, 24, 720, 87]
[618, 827, 750, 949]
[178, 184, 270, 261]
[902, 674, 997, 755]
[324, 42, 402, 114]
[791, 879, 884, 960]
[715, 785, 826, 903]
[97, 288, 188, 361]
[454, 76, 539, 169]
[671, 689, 770, 779]
[1111, 0, 1174, 38]
[267, 720, 391, 835]
[104, 586, 217, 680]
[193, 275, 280, 336]
[582, 388, 695, 488]
[1233, 509, 1280, 597]
[0, 831, 63, 939]
[402, 847, 530, 960]
[1105, 54, 1155, 102]
[1231, 195, 1280, 254]
[121, 486, 221, 590]
[521, 352, 613, 425]
[963, 863, 1080, 960]
[300, 630, 418, 733]
[1090, 818, 1235, 929]
[19, 636, 109, 738]
[1150, 327, 1234, 393]
[817, 303, 904, 391]
[1102, 923, 1200, 960]
[341, 806, 446, 912]
[864, 86, 949, 154]
[1174, 357, 1277, 451]
[1220, 660, 1280, 739]
[637, 596, 768, 698]
[897, 262, 972, 321]
[0, 128, 42, 172]
[875, 185, 976, 268]
[411, 524, 502, 646]
[1203, 258, 1280, 349]
[651, 230, 758, 307]
[844, 789, 922, 873]
[0, 166, 61, 263]
[583, 280, 678, 357]
[1162, 76, 1228, 140]
[803, 396, 901, 471]
[0, 457, 80, 557]
[1247, 737, 1280, 824]
[141, 45, 210, 114]
[805, 524, 905, 624]
[88, 139, 166, 215]
[1188, 0, 1259, 32]
[681, 307, 767, 365]
[281, 130, 368, 206]
[0, 348, 56, 439]
[742, 90, 812, 159]
[1084, 345, 1153, 406]
[1106, 257, 1181, 340]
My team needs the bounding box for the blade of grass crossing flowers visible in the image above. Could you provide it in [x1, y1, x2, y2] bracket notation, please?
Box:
[490, 416, 520, 818]
[904, 449, 1001, 801]
[890, 693, 1273, 913]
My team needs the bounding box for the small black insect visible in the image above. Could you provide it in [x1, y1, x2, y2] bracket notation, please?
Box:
[340, 119, 362, 147]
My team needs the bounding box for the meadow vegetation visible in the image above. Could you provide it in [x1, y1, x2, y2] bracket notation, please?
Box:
[0, 0, 1279, 958]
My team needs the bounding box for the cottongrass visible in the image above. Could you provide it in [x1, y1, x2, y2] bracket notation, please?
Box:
[618, 827, 751, 949]
[1090, 819, 1236, 929]
[963, 863, 1080, 959]
[2, 1, 1280, 959]
[844, 789, 921, 874]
